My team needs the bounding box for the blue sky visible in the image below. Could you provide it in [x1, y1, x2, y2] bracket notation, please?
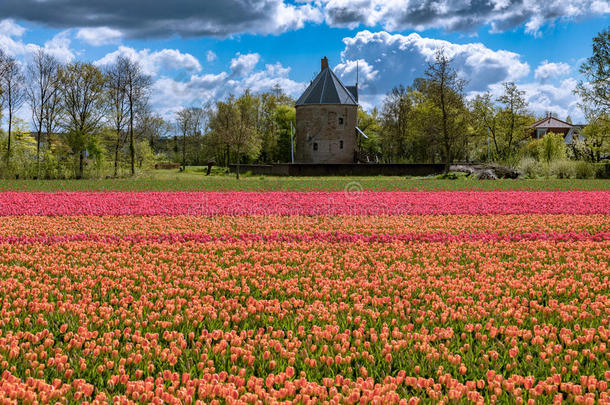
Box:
[1, 0, 609, 121]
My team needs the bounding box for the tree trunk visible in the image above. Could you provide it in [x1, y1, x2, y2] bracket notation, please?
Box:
[114, 132, 120, 177]
[129, 102, 135, 176]
[78, 149, 84, 179]
[236, 147, 240, 180]
[36, 127, 42, 178]
[6, 110, 12, 169]
[182, 132, 186, 171]
[439, 81, 451, 173]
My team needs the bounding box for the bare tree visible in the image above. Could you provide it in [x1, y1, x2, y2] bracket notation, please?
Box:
[0, 53, 26, 169]
[380, 85, 414, 162]
[425, 49, 468, 171]
[58, 62, 106, 179]
[123, 59, 151, 175]
[105, 56, 130, 177]
[136, 103, 171, 151]
[176, 108, 193, 171]
[43, 70, 63, 151]
[26, 49, 61, 175]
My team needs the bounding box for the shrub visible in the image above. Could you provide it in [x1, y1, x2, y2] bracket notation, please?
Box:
[593, 163, 610, 179]
[517, 157, 543, 179]
[519, 140, 540, 160]
[574, 161, 596, 179]
[538, 132, 566, 163]
[550, 160, 575, 179]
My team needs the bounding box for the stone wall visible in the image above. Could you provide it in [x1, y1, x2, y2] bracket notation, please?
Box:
[295, 104, 358, 163]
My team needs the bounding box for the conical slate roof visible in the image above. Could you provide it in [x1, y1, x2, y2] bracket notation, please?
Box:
[296, 68, 358, 106]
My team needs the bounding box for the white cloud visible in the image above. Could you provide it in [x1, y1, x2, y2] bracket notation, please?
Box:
[39, 31, 75, 63]
[336, 30, 529, 98]
[230, 53, 260, 76]
[94, 46, 202, 76]
[206, 50, 217, 62]
[519, 78, 582, 121]
[76, 27, 123, 46]
[333, 59, 378, 90]
[232, 62, 305, 95]
[0, 19, 25, 37]
[152, 61, 305, 119]
[0, 20, 75, 63]
[534, 60, 571, 82]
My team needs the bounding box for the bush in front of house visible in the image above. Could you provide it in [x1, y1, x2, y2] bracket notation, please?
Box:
[550, 160, 576, 179]
[517, 157, 544, 179]
[574, 161, 596, 179]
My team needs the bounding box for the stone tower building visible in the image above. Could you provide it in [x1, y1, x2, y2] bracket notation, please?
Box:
[295, 57, 359, 163]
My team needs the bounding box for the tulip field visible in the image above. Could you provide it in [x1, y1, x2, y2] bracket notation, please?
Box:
[0, 189, 609, 404]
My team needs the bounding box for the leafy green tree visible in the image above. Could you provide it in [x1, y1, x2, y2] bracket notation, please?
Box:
[274, 104, 296, 163]
[208, 97, 238, 168]
[232, 90, 261, 178]
[357, 107, 382, 162]
[538, 132, 566, 163]
[257, 88, 293, 163]
[0, 118, 35, 177]
[469, 92, 497, 162]
[423, 49, 469, 171]
[575, 29, 610, 163]
[577, 114, 610, 162]
[469, 83, 532, 163]
[576, 28, 610, 115]
[495, 82, 531, 162]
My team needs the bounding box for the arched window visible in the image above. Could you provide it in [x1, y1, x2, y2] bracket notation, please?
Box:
[313, 143, 318, 151]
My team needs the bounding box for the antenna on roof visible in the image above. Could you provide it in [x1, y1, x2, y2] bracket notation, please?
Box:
[356, 60, 359, 88]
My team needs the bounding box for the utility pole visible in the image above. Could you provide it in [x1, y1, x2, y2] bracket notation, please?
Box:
[290, 120, 294, 164]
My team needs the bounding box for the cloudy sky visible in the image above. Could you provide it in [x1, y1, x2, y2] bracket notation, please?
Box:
[1, 0, 609, 121]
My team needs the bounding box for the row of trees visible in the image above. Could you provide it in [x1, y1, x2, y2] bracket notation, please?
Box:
[371, 44, 609, 167]
[0, 29, 608, 179]
[0, 47, 298, 179]
[173, 87, 296, 178]
[0, 49, 155, 179]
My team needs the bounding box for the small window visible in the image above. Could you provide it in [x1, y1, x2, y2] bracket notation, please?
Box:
[339, 140, 344, 149]
[338, 117, 344, 125]
[313, 143, 318, 151]
[536, 128, 547, 139]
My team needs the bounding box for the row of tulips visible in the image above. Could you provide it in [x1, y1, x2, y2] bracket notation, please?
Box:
[1, 214, 608, 237]
[0, 230, 609, 245]
[0, 191, 609, 215]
